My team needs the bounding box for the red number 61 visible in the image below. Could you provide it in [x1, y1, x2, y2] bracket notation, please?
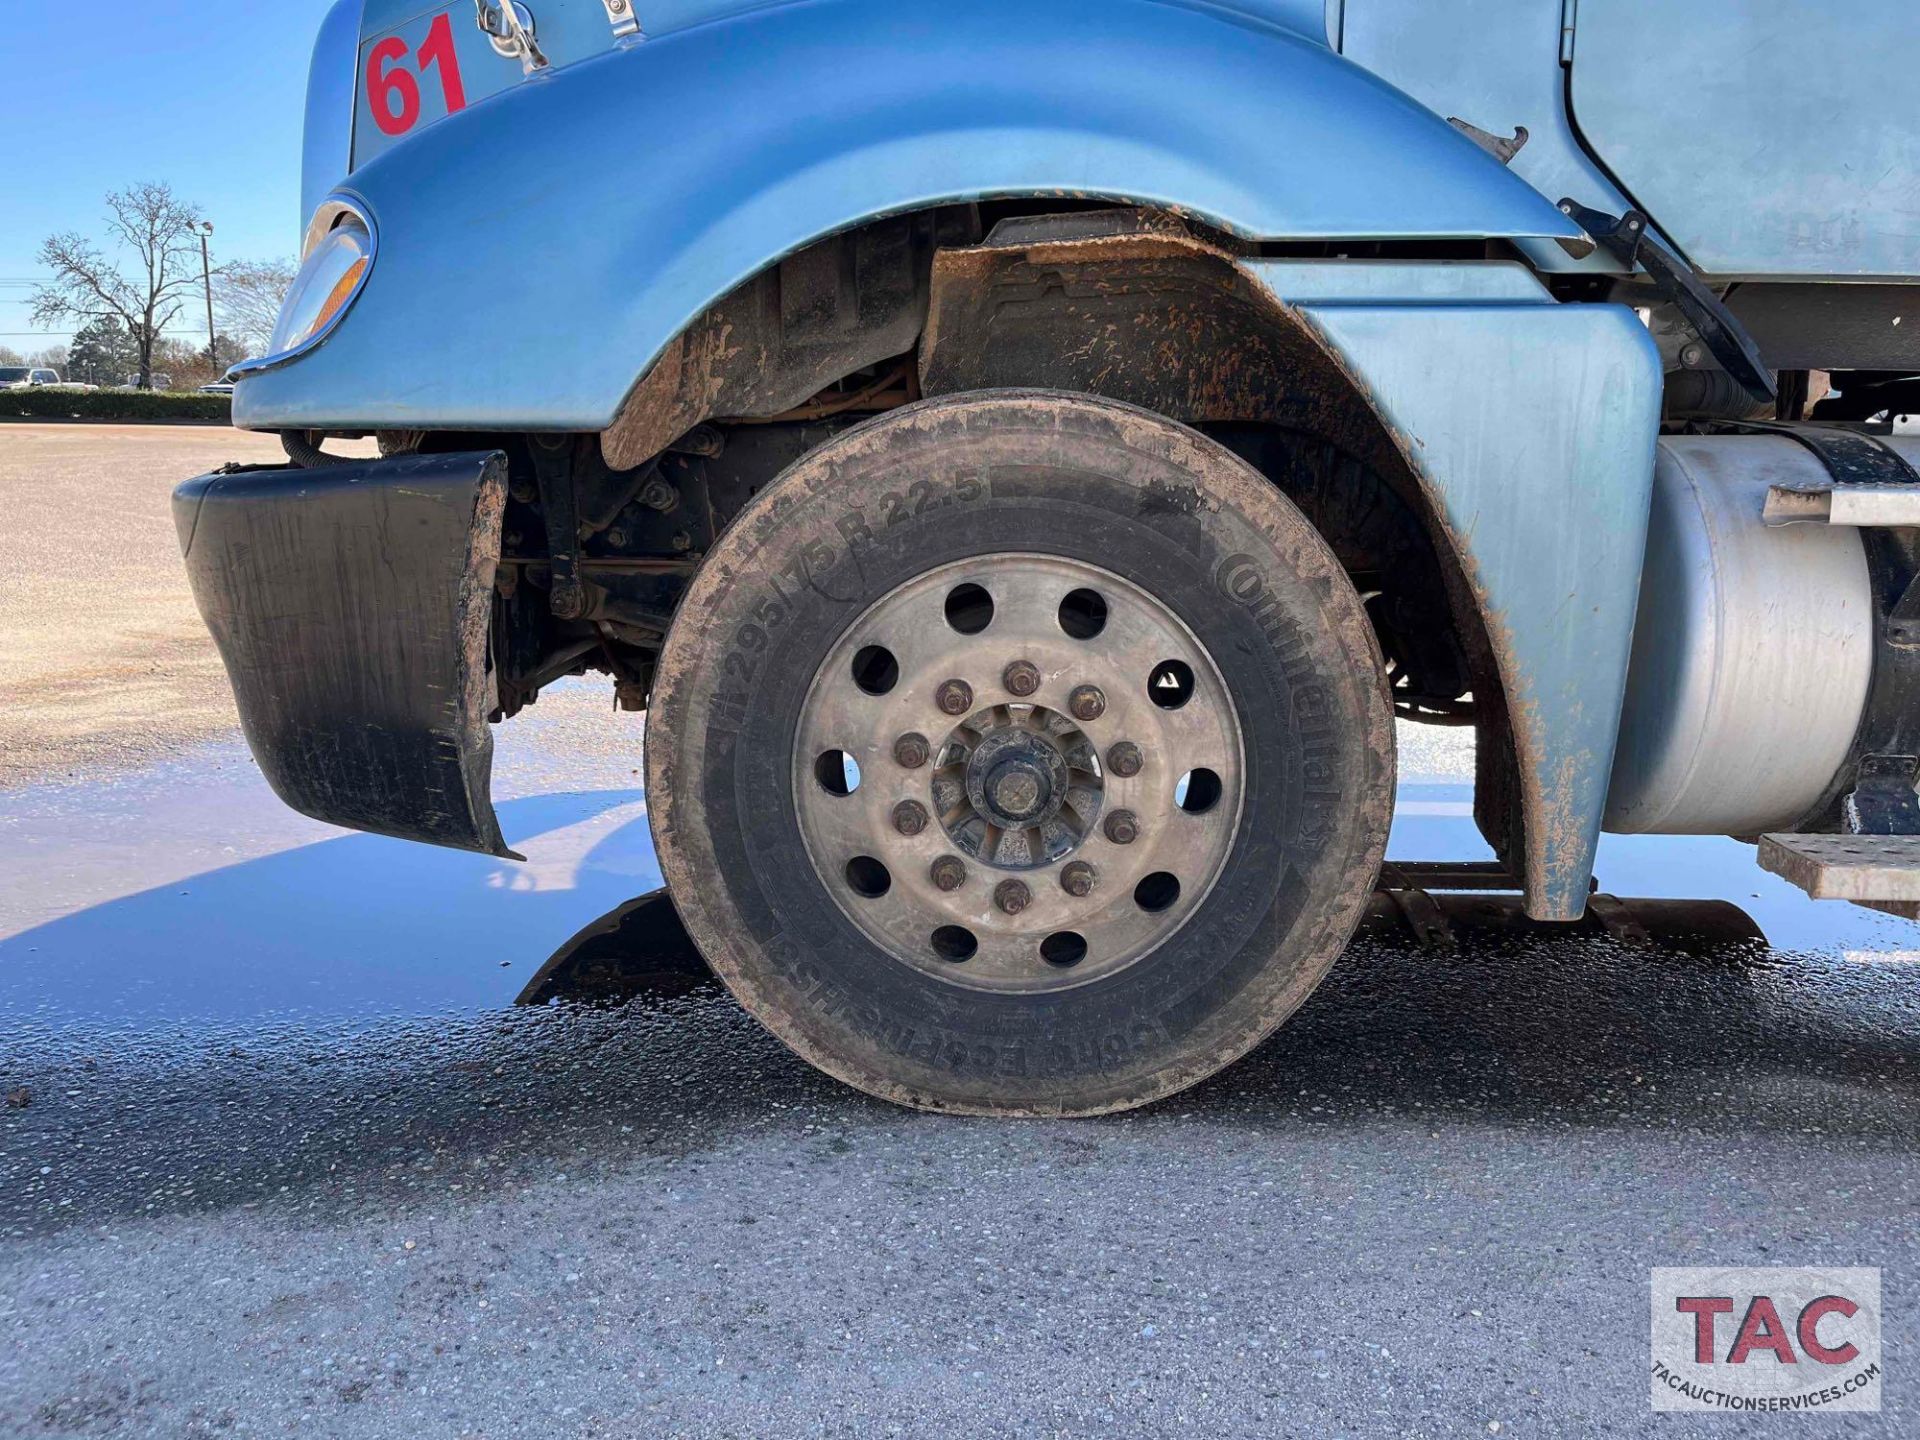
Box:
[368, 12, 468, 138]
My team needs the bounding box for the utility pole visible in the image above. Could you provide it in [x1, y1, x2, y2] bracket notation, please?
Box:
[199, 221, 216, 362]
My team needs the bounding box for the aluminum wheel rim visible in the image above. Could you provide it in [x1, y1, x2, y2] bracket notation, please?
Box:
[793, 555, 1245, 993]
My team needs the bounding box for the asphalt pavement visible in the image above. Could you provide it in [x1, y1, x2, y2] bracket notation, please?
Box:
[1, 424, 1916, 1438]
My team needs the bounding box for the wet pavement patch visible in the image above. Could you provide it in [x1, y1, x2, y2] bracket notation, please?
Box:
[0, 756, 659, 1029]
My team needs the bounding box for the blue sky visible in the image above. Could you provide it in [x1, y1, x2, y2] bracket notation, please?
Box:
[2, 1, 340, 351]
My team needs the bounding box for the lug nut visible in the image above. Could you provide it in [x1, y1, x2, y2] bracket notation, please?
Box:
[930, 856, 967, 892]
[936, 679, 974, 716]
[1106, 741, 1143, 778]
[1069, 685, 1107, 722]
[994, 879, 1032, 916]
[1060, 861, 1098, 898]
[1003, 660, 1042, 698]
[893, 800, 930, 836]
[893, 732, 931, 769]
[1104, 810, 1140, 846]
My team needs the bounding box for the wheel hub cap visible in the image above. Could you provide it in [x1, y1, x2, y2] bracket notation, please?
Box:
[945, 709, 1097, 864]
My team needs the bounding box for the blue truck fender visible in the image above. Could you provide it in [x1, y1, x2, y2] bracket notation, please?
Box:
[1262, 280, 1665, 921]
[235, 0, 1583, 434]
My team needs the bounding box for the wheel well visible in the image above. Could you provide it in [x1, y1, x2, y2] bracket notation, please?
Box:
[483, 203, 1525, 869]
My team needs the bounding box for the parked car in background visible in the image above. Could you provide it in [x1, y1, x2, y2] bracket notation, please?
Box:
[122, 373, 174, 391]
[1, 367, 65, 389]
[199, 372, 238, 396]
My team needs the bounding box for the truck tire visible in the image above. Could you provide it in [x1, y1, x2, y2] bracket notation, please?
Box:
[646, 392, 1394, 1115]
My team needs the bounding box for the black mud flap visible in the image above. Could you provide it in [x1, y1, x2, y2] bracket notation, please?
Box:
[174, 451, 520, 858]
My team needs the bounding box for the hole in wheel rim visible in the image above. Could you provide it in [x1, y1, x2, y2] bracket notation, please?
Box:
[1176, 768, 1222, 814]
[846, 856, 892, 898]
[1040, 931, 1088, 968]
[814, 750, 861, 796]
[944, 583, 995, 636]
[931, 926, 978, 962]
[1148, 659, 1196, 710]
[851, 645, 900, 696]
[1059, 588, 1109, 640]
[1134, 872, 1181, 913]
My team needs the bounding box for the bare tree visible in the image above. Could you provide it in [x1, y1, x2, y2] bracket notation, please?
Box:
[215, 258, 298, 359]
[31, 183, 206, 389]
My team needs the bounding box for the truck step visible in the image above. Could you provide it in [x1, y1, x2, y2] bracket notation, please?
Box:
[1758, 833, 1920, 918]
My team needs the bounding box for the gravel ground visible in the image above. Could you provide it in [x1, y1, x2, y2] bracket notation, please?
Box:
[0, 425, 370, 789]
[0, 425, 1915, 1438]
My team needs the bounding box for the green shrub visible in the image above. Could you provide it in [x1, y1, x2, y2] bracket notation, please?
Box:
[0, 387, 233, 422]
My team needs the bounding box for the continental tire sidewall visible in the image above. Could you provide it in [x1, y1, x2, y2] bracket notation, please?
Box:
[647, 392, 1394, 1115]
